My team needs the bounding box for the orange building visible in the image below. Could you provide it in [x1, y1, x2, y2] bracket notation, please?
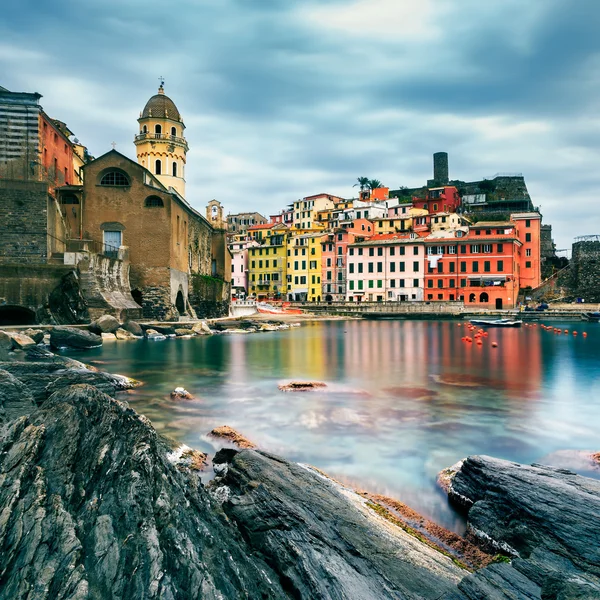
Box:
[423, 223, 522, 309]
[511, 212, 541, 290]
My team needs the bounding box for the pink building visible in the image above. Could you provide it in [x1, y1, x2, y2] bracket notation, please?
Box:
[230, 239, 259, 298]
[321, 219, 373, 301]
[346, 233, 426, 302]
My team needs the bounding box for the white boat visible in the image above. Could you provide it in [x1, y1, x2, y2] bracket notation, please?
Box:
[469, 319, 523, 328]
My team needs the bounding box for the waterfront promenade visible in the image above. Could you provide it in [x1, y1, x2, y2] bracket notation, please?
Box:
[286, 300, 599, 321]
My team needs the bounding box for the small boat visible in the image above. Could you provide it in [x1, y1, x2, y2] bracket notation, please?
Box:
[582, 312, 600, 322]
[257, 302, 303, 315]
[469, 319, 523, 328]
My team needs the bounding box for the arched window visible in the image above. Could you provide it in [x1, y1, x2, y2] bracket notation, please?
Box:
[171, 126, 177, 136]
[469, 293, 476, 303]
[155, 124, 162, 134]
[142, 125, 147, 133]
[480, 292, 489, 303]
[172, 162, 177, 177]
[100, 171, 130, 186]
[155, 159, 162, 175]
[145, 196, 164, 207]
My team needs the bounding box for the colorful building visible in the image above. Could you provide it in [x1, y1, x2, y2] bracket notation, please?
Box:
[346, 234, 426, 302]
[423, 224, 521, 308]
[286, 232, 322, 301]
[247, 230, 288, 300]
[511, 212, 542, 291]
[230, 238, 259, 298]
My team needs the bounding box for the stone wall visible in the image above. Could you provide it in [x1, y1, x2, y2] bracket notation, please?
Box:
[0, 264, 89, 324]
[569, 240, 600, 302]
[189, 274, 230, 318]
[0, 180, 50, 264]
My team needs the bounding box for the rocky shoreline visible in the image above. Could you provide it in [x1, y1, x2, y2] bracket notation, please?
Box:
[0, 342, 599, 599]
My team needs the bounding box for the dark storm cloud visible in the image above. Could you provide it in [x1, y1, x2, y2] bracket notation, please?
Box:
[1, 0, 599, 248]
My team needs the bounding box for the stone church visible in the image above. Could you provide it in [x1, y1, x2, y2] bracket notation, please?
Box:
[57, 84, 231, 320]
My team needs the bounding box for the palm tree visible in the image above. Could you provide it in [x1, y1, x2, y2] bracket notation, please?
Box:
[353, 176, 370, 192]
[368, 179, 383, 191]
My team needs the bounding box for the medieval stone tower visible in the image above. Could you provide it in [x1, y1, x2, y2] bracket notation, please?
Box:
[134, 82, 188, 197]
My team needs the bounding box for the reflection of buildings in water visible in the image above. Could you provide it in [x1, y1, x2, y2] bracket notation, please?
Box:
[343, 320, 429, 385]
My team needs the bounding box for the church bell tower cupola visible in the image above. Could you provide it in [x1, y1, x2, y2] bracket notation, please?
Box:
[134, 81, 189, 197]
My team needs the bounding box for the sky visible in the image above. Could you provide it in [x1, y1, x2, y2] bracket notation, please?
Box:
[1, 0, 599, 250]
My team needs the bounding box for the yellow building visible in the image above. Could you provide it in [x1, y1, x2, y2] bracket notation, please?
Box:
[292, 193, 343, 230]
[286, 232, 322, 301]
[134, 82, 188, 197]
[247, 230, 288, 300]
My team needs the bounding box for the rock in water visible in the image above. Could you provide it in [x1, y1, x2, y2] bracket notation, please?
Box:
[0, 385, 282, 600]
[444, 455, 600, 598]
[278, 380, 327, 392]
[50, 327, 102, 350]
[90, 314, 121, 334]
[170, 387, 193, 399]
[209, 425, 256, 448]
[122, 320, 143, 336]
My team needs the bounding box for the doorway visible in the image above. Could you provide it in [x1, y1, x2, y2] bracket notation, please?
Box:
[495, 298, 503, 309]
[175, 290, 185, 315]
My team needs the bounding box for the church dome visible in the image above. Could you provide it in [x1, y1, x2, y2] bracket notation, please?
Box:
[141, 85, 182, 122]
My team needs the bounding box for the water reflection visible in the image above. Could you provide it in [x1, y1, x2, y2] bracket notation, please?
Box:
[68, 320, 600, 532]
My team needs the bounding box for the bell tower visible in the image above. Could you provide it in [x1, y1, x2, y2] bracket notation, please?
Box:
[207, 199, 225, 229]
[134, 80, 189, 197]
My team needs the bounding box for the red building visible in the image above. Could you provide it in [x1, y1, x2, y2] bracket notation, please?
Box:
[39, 112, 75, 188]
[423, 222, 522, 309]
[413, 186, 461, 214]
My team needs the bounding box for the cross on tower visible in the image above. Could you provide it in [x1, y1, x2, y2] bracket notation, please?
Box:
[111, 141, 117, 149]
[158, 75, 164, 88]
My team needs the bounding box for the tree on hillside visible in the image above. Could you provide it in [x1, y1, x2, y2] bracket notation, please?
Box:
[368, 179, 383, 190]
[353, 176, 370, 192]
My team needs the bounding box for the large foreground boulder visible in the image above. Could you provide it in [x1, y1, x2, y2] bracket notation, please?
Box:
[0, 385, 282, 600]
[50, 326, 102, 350]
[213, 449, 464, 599]
[443, 455, 600, 599]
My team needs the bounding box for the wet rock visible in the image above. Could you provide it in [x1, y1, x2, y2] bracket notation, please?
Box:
[22, 329, 45, 344]
[278, 380, 327, 392]
[167, 444, 208, 472]
[213, 449, 464, 599]
[437, 460, 464, 494]
[0, 369, 36, 423]
[114, 327, 133, 340]
[7, 332, 36, 350]
[50, 326, 103, 350]
[0, 331, 13, 358]
[444, 455, 600, 598]
[174, 328, 195, 336]
[101, 332, 117, 341]
[122, 320, 143, 336]
[192, 321, 212, 335]
[170, 387, 193, 399]
[90, 314, 121, 334]
[0, 361, 140, 405]
[141, 324, 176, 336]
[144, 329, 166, 341]
[209, 425, 256, 449]
[0, 385, 282, 600]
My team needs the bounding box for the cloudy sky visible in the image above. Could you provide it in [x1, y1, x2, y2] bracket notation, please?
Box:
[1, 0, 599, 249]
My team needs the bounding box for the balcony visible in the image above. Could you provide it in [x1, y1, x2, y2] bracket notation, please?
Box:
[134, 132, 188, 148]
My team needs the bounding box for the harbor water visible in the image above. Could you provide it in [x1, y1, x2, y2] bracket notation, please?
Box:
[65, 319, 600, 532]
